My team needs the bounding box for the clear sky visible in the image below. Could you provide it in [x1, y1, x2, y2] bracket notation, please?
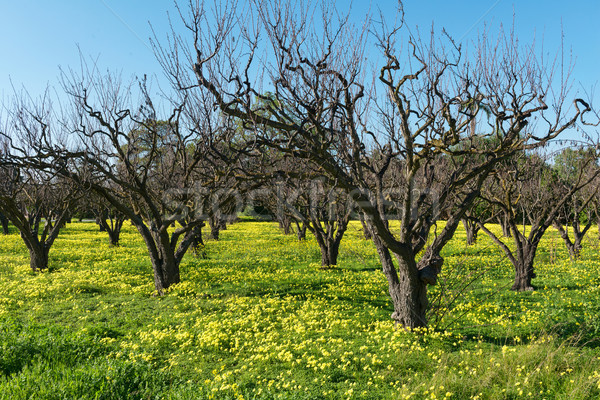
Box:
[1, 0, 598, 102]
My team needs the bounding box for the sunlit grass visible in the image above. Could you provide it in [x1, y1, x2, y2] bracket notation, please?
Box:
[0, 221, 599, 399]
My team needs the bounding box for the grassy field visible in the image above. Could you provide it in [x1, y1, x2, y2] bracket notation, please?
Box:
[1, 221, 600, 399]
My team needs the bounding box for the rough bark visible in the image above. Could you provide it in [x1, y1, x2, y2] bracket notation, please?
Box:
[310, 219, 348, 267]
[191, 222, 206, 258]
[317, 238, 341, 267]
[27, 243, 50, 271]
[461, 218, 479, 245]
[135, 224, 181, 293]
[278, 214, 292, 235]
[498, 214, 512, 237]
[0, 212, 8, 235]
[209, 222, 220, 240]
[511, 248, 536, 291]
[295, 221, 307, 241]
[209, 212, 221, 240]
[372, 234, 427, 328]
[553, 219, 588, 260]
[95, 212, 125, 246]
[359, 212, 372, 240]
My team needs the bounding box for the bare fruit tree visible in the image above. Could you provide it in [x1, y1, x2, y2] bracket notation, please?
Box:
[3, 68, 241, 292]
[476, 151, 598, 291]
[0, 96, 79, 271]
[156, 0, 592, 327]
[273, 165, 353, 268]
[90, 193, 128, 247]
[551, 147, 599, 260]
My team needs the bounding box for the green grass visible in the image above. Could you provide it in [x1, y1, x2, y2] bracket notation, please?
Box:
[0, 221, 600, 399]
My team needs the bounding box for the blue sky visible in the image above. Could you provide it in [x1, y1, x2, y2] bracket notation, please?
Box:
[1, 1, 598, 101]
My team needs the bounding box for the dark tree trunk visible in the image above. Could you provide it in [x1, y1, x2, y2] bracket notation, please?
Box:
[27, 244, 50, 271]
[95, 212, 125, 246]
[18, 222, 57, 272]
[278, 215, 292, 235]
[209, 213, 221, 240]
[553, 220, 587, 260]
[462, 218, 479, 245]
[210, 222, 220, 240]
[310, 219, 348, 268]
[372, 234, 427, 328]
[499, 214, 511, 237]
[0, 212, 8, 235]
[317, 239, 341, 267]
[511, 251, 536, 291]
[107, 228, 121, 247]
[479, 221, 539, 292]
[134, 216, 204, 292]
[1, 203, 71, 272]
[191, 223, 206, 258]
[296, 221, 307, 241]
[150, 257, 180, 293]
[136, 225, 181, 293]
[359, 212, 372, 240]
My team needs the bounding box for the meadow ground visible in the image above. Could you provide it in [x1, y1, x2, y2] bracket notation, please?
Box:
[1, 220, 600, 399]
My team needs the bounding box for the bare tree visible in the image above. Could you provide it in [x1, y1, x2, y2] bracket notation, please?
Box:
[92, 198, 127, 246]
[551, 147, 599, 260]
[156, 0, 592, 327]
[5, 67, 242, 292]
[461, 212, 480, 246]
[0, 172, 77, 271]
[275, 169, 352, 267]
[476, 152, 598, 290]
[0, 104, 78, 270]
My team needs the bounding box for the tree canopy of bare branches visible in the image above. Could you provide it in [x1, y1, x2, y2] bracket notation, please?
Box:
[154, 0, 594, 327]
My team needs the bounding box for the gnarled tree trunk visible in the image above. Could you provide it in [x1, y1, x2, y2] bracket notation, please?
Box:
[553, 219, 589, 260]
[316, 237, 341, 267]
[136, 224, 181, 293]
[359, 212, 372, 240]
[511, 248, 536, 291]
[191, 222, 206, 258]
[461, 218, 479, 245]
[498, 214, 512, 237]
[11, 209, 71, 272]
[295, 221, 307, 241]
[478, 221, 539, 292]
[372, 234, 428, 328]
[308, 218, 349, 268]
[209, 212, 222, 240]
[95, 212, 126, 246]
[26, 241, 50, 271]
[134, 215, 206, 293]
[0, 212, 8, 235]
[278, 214, 292, 235]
